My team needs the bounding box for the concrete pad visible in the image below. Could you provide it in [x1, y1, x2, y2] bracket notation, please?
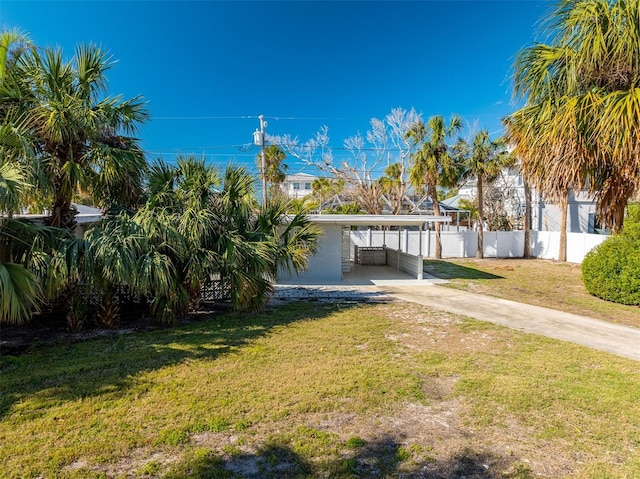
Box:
[278, 264, 448, 287]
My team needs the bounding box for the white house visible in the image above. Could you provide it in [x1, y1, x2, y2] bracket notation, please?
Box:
[455, 166, 599, 234]
[281, 172, 317, 199]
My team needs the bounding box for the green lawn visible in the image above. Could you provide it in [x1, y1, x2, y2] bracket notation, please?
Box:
[1, 302, 639, 478]
[423, 258, 640, 328]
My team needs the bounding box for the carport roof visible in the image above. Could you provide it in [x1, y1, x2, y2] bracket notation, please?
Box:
[303, 214, 451, 226]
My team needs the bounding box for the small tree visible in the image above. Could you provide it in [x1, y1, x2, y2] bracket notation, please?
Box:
[379, 163, 404, 214]
[311, 177, 344, 213]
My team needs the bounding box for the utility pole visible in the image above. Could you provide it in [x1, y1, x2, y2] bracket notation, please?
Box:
[253, 115, 268, 205]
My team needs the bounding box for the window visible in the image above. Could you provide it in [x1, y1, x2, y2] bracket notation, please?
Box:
[304, 182, 311, 190]
[293, 182, 300, 190]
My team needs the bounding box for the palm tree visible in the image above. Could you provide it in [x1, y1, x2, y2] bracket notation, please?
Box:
[0, 61, 44, 324]
[8, 44, 148, 228]
[209, 166, 278, 311]
[254, 196, 321, 277]
[39, 156, 319, 325]
[0, 28, 29, 83]
[258, 144, 288, 199]
[522, 175, 532, 258]
[85, 210, 185, 324]
[407, 115, 464, 259]
[507, 0, 640, 243]
[462, 130, 512, 258]
[380, 163, 404, 214]
[0, 161, 42, 324]
[311, 177, 344, 213]
[506, 92, 592, 262]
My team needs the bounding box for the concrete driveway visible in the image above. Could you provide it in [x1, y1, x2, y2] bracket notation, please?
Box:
[383, 284, 640, 362]
[276, 264, 640, 361]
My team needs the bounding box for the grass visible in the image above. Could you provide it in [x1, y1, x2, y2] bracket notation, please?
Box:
[423, 258, 640, 328]
[1, 301, 639, 478]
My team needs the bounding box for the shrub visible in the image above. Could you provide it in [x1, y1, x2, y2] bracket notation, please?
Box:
[582, 219, 640, 305]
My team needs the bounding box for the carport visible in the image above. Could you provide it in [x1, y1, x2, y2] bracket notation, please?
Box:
[278, 214, 450, 285]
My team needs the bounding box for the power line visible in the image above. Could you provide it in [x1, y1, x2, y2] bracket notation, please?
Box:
[151, 115, 344, 121]
[153, 116, 258, 120]
[147, 142, 420, 153]
[265, 116, 344, 121]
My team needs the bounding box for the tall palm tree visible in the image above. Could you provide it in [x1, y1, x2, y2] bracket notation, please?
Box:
[9, 44, 148, 228]
[264, 144, 288, 183]
[407, 115, 464, 259]
[507, 0, 640, 243]
[522, 175, 532, 258]
[462, 130, 512, 258]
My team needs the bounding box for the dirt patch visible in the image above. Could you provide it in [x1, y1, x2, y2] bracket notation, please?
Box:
[383, 302, 511, 356]
[65, 449, 179, 477]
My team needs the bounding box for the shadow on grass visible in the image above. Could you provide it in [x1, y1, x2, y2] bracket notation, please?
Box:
[165, 436, 529, 478]
[424, 260, 504, 281]
[0, 302, 359, 419]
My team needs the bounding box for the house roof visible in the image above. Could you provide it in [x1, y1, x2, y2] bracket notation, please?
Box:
[284, 172, 318, 180]
[303, 214, 451, 226]
[440, 194, 473, 210]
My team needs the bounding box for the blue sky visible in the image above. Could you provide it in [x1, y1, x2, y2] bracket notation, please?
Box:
[1, 0, 552, 176]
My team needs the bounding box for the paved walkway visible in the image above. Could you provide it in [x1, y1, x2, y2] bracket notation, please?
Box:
[275, 268, 640, 361]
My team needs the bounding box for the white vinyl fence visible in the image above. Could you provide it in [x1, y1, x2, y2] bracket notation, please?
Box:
[350, 229, 608, 263]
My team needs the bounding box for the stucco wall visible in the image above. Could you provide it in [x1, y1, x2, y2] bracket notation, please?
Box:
[277, 223, 343, 284]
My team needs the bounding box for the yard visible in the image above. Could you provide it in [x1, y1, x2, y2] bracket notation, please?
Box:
[1, 298, 639, 478]
[423, 258, 640, 328]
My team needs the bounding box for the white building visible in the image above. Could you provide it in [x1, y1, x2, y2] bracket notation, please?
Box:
[455, 166, 598, 234]
[277, 214, 450, 284]
[280, 172, 317, 199]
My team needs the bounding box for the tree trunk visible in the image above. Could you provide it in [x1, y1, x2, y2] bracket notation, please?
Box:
[523, 177, 531, 258]
[47, 195, 76, 230]
[393, 176, 406, 214]
[559, 190, 569, 262]
[0, 236, 9, 263]
[476, 175, 484, 259]
[597, 173, 635, 233]
[432, 185, 443, 259]
[607, 201, 626, 233]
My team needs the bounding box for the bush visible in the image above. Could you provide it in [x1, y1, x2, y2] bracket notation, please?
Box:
[582, 219, 640, 305]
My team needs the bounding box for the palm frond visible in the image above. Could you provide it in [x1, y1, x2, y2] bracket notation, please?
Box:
[0, 261, 41, 324]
